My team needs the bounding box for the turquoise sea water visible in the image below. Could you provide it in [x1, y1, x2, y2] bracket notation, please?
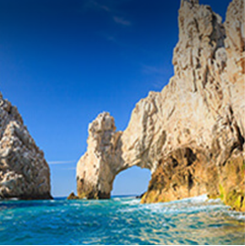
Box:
[0, 195, 244, 245]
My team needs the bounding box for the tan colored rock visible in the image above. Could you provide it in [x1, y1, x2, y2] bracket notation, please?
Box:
[224, 0, 245, 84]
[76, 0, 245, 211]
[0, 93, 52, 199]
[77, 112, 122, 199]
[67, 192, 79, 200]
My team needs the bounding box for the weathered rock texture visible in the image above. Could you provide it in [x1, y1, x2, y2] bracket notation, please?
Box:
[0, 93, 52, 199]
[77, 0, 245, 211]
[77, 112, 122, 199]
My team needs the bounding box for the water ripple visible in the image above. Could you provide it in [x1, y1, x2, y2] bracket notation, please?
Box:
[0, 196, 244, 244]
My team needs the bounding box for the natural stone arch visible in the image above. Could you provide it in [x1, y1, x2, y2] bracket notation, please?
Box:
[76, 92, 170, 199]
[76, 0, 245, 212]
[76, 112, 156, 199]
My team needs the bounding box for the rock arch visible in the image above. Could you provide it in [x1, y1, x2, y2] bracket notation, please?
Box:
[76, 112, 155, 199]
[76, 0, 245, 211]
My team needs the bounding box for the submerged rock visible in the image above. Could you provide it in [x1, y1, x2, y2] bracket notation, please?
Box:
[136, 192, 145, 199]
[0, 93, 52, 199]
[76, 0, 245, 211]
[67, 192, 79, 200]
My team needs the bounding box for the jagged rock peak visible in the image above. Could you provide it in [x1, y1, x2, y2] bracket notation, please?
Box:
[181, 0, 199, 8]
[0, 93, 52, 199]
[173, 0, 226, 92]
[88, 112, 116, 137]
[224, 0, 245, 83]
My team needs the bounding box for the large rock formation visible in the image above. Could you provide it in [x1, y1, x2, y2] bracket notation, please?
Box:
[0, 93, 52, 199]
[77, 112, 122, 199]
[76, 0, 245, 211]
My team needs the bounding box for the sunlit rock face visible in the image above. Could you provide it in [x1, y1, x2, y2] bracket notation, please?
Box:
[77, 112, 122, 199]
[0, 93, 52, 199]
[76, 0, 245, 211]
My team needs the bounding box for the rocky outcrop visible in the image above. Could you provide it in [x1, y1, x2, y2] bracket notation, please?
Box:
[77, 112, 122, 199]
[76, 0, 245, 211]
[67, 192, 79, 200]
[0, 93, 52, 199]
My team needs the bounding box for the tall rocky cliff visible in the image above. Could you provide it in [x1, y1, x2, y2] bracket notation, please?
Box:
[76, 0, 245, 211]
[0, 93, 52, 199]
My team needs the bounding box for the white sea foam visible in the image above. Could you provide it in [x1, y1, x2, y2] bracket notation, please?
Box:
[188, 194, 208, 202]
[207, 198, 222, 203]
[227, 211, 245, 221]
[6, 197, 19, 201]
[119, 194, 228, 215]
[120, 199, 140, 205]
[166, 194, 208, 204]
[233, 214, 245, 221]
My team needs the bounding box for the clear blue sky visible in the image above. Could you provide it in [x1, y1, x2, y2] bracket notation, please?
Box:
[0, 0, 230, 197]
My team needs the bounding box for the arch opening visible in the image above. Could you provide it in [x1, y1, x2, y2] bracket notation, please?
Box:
[111, 166, 151, 197]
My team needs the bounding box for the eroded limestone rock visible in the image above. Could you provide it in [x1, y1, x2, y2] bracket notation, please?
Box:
[76, 0, 245, 211]
[0, 93, 52, 199]
[77, 112, 122, 199]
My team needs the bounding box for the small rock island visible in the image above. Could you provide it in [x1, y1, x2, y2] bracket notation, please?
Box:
[0, 93, 52, 199]
[76, 0, 245, 212]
